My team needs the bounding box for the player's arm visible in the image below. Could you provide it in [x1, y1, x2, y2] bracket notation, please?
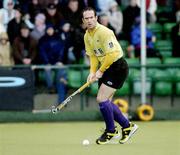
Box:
[84, 34, 99, 81]
[99, 30, 121, 73]
[87, 55, 99, 82]
[89, 55, 99, 73]
[84, 35, 99, 73]
[99, 51, 119, 72]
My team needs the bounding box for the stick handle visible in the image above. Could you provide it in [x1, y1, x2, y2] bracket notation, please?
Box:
[55, 80, 94, 112]
[78, 81, 91, 92]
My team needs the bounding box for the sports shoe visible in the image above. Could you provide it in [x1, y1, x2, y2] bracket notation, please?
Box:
[119, 123, 138, 144]
[96, 127, 120, 145]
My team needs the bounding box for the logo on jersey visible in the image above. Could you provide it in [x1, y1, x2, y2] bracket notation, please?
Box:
[94, 48, 104, 56]
[107, 81, 113, 85]
[108, 42, 114, 48]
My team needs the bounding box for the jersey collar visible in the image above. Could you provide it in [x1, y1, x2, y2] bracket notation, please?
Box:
[87, 22, 100, 36]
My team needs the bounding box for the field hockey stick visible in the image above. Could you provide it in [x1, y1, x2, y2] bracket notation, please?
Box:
[51, 80, 94, 114]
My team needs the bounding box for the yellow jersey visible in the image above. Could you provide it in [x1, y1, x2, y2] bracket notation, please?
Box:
[84, 23, 123, 65]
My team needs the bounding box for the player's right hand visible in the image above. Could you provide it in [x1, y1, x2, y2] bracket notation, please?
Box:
[87, 73, 97, 82]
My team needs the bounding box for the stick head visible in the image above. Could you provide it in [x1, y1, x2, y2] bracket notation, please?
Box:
[51, 106, 58, 114]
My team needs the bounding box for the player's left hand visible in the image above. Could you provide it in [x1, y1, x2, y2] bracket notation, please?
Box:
[96, 70, 103, 79]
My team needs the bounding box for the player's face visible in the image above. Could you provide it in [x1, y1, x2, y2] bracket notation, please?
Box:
[83, 10, 97, 30]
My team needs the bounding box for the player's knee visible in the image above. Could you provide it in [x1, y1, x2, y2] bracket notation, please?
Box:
[96, 95, 107, 103]
[96, 96, 101, 103]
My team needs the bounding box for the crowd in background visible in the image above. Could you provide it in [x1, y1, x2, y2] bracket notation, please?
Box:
[0, 0, 179, 67]
[0, 0, 180, 105]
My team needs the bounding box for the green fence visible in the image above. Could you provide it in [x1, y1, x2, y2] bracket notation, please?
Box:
[0, 59, 180, 121]
[1, 60, 180, 107]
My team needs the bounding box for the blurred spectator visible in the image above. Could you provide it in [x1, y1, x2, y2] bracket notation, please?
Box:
[0, 1, 3, 8]
[39, 24, 66, 65]
[15, 0, 29, 13]
[137, 0, 157, 23]
[175, 0, 180, 22]
[177, 11, 180, 23]
[0, 15, 6, 33]
[73, 22, 86, 64]
[61, 0, 83, 63]
[156, 0, 167, 5]
[62, 0, 81, 31]
[115, 0, 121, 5]
[30, 13, 46, 65]
[96, 0, 117, 12]
[7, 6, 22, 45]
[156, 0, 176, 23]
[0, 32, 14, 66]
[12, 23, 37, 65]
[0, 0, 16, 30]
[120, 0, 130, 7]
[171, 21, 180, 57]
[107, 1, 123, 39]
[22, 14, 35, 30]
[122, 0, 140, 41]
[15, 1, 36, 30]
[38, 0, 58, 9]
[58, 0, 99, 10]
[38, 24, 67, 103]
[78, 0, 99, 11]
[27, 0, 43, 23]
[45, 3, 64, 32]
[175, 0, 180, 10]
[127, 16, 162, 59]
[58, 0, 69, 6]
[30, 13, 46, 42]
[58, 21, 75, 64]
[53, 0, 59, 5]
[98, 12, 115, 32]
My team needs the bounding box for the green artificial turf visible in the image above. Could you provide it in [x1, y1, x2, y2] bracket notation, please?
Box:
[0, 121, 179, 155]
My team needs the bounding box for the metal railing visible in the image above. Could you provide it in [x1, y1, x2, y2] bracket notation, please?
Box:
[0, 63, 180, 111]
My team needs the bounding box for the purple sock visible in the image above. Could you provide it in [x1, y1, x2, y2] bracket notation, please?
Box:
[99, 100, 115, 132]
[110, 101, 130, 128]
